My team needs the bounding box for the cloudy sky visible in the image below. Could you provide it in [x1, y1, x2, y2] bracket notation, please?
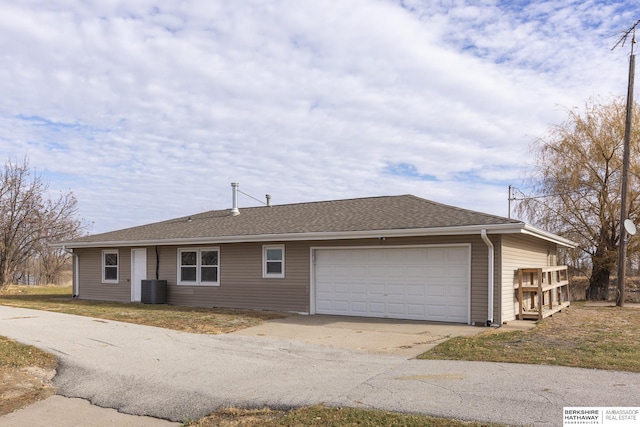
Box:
[0, 1, 636, 233]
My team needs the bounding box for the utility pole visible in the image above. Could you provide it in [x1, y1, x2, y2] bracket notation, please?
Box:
[614, 22, 638, 307]
[508, 185, 512, 219]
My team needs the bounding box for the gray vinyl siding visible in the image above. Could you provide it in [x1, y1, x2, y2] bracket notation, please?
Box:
[75, 247, 133, 303]
[74, 235, 507, 325]
[159, 242, 310, 312]
[500, 234, 558, 322]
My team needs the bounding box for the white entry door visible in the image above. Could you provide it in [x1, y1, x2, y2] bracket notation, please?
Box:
[131, 249, 147, 302]
[314, 246, 470, 323]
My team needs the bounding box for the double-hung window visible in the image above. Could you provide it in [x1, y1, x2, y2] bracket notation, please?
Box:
[263, 245, 285, 278]
[102, 250, 119, 283]
[178, 248, 220, 286]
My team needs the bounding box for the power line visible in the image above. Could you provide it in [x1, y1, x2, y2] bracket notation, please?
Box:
[508, 186, 590, 202]
[612, 19, 640, 51]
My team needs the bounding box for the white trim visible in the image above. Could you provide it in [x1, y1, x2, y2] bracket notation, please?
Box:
[519, 224, 576, 247]
[262, 244, 285, 278]
[310, 247, 316, 315]
[177, 247, 220, 286]
[310, 244, 472, 324]
[55, 222, 577, 249]
[101, 249, 119, 284]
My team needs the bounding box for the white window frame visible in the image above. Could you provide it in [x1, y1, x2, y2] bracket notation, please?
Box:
[102, 249, 119, 284]
[177, 247, 220, 286]
[262, 245, 285, 278]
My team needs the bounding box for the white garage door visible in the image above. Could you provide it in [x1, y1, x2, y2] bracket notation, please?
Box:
[314, 246, 470, 323]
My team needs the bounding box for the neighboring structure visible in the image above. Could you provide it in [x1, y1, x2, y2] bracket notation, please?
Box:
[54, 188, 575, 326]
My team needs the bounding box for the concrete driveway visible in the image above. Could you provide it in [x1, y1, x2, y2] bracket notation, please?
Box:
[1, 305, 639, 427]
[232, 314, 484, 357]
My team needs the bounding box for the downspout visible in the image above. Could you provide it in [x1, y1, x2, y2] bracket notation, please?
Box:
[480, 229, 496, 326]
[62, 246, 79, 298]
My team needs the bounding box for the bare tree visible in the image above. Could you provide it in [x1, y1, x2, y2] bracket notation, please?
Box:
[516, 97, 640, 300]
[0, 157, 85, 288]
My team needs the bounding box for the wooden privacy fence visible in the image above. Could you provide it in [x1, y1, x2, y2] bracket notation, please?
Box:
[516, 266, 570, 321]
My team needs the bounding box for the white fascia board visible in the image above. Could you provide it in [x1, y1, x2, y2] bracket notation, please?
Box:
[520, 224, 577, 248]
[487, 223, 578, 248]
[53, 222, 575, 248]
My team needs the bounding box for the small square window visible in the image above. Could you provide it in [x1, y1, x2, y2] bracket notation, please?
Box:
[263, 245, 284, 278]
[102, 250, 119, 283]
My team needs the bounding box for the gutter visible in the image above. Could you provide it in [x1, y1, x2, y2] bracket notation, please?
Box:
[51, 222, 577, 249]
[61, 245, 79, 298]
[480, 229, 496, 327]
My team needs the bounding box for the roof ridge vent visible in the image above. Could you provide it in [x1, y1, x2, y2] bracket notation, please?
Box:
[230, 182, 240, 216]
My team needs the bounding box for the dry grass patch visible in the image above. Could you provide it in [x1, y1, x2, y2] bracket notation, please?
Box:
[0, 336, 57, 416]
[420, 304, 640, 372]
[186, 405, 507, 427]
[0, 285, 287, 334]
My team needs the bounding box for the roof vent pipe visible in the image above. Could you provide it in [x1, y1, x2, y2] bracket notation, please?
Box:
[266, 194, 271, 207]
[230, 182, 240, 216]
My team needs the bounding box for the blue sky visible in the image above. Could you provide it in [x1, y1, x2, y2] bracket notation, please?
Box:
[0, 0, 636, 233]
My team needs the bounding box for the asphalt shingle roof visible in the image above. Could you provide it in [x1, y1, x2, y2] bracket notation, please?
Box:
[66, 195, 521, 245]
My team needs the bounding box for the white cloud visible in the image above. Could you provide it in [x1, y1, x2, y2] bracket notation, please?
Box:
[0, 0, 635, 232]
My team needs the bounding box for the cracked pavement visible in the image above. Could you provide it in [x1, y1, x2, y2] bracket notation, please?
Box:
[1, 305, 639, 426]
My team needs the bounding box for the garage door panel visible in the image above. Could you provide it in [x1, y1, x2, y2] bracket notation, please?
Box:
[428, 285, 446, 297]
[448, 305, 467, 317]
[447, 267, 467, 279]
[388, 303, 406, 315]
[405, 266, 426, 278]
[428, 305, 446, 318]
[426, 266, 445, 278]
[333, 265, 352, 277]
[315, 247, 469, 323]
[368, 284, 385, 295]
[386, 283, 405, 296]
[402, 250, 425, 262]
[351, 301, 367, 314]
[387, 265, 407, 276]
[448, 247, 468, 262]
[334, 286, 349, 294]
[426, 248, 445, 262]
[407, 304, 426, 316]
[333, 300, 350, 312]
[351, 283, 367, 294]
[407, 284, 425, 296]
[448, 286, 467, 297]
[367, 266, 388, 277]
[369, 302, 385, 314]
[316, 300, 332, 311]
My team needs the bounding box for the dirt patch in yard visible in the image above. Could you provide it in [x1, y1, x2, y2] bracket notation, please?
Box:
[186, 405, 505, 427]
[0, 334, 57, 417]
[186, 407, 287, 426]
[0, 367, 56, 415]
